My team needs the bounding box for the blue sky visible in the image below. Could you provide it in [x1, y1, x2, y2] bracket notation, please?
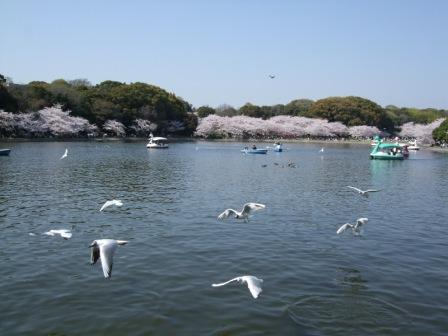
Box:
[1, 0, 447, 109]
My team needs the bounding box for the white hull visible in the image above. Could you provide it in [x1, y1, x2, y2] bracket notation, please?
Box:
[146, 144, 168, 148]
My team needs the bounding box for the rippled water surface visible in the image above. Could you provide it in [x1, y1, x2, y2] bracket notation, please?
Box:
[1, 140, 447, 335]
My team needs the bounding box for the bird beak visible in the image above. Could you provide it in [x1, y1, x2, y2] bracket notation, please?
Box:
[88, 243, 95, 248]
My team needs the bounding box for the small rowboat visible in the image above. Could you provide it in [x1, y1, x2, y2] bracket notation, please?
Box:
[0, 149, 11, 156]
[241, 148, 268, 154]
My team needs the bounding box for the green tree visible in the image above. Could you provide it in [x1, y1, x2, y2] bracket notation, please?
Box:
[181, 113, 198, 135]
[239, 103, 263, 118]
[307, 96, 394, 131]
[196, 105, 216, 118]
[432, 118, 448, 143]
[0, 74, 18, 112]
[216, 104, 238, 117]
[284, 99, 313, 116]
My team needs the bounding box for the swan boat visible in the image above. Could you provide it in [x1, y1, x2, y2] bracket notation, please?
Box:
[370, 140, 405, 160]
[407, 140, 420, 151]
[146, 134, 168, 148]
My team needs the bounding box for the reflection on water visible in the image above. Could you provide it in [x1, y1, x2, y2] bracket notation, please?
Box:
[0, 140, 448, 335]
[335, 267, 369, 293]
[287, 293, 411, 336]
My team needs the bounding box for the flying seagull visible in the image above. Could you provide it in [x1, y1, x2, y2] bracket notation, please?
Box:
[346, 186, 381, 197]
[218, 203, 266, 222]
[337, 217, 368, 235]
[99, 199, 123, 212]
[89, 239, 128, 278]
[268, 75, 275, 79]
[212, 275, 263, 299]
[60, 148, 68, 160]
[44, 229, 72, 239]
[319, 147, 324, 153]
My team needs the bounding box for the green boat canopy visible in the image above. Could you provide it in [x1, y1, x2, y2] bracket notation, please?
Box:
[377, 143, 402, 149]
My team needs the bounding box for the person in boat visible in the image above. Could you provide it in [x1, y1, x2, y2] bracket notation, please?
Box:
[252, 145, 257, 150]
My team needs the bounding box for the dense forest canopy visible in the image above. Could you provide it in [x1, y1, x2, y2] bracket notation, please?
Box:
[1, 74, 447, 138]
[0, 75, 196, 136]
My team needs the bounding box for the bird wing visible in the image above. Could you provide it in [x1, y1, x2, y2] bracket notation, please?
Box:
[212, 277, 241, 287]
[99, 242, 116, 278]
[99, 201, 113, 212]
[90, 245, 100, 265]
[337, 223, 352, 234]
[241, 203, 266, 216]
[60, 149, 68, 159]
[217, 209, 237, 220]
[346, 186, 362, 193]
[43, 231, 55, 236]
[365, 189, 381, 193]
[356, 218, 368, 227]
[60, 230, 72, 239]
[114, 200, 123, 207]
[244, 276, 263, 299]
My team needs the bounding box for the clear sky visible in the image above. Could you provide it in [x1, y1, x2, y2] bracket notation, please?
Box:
[1, 0, 447, 109]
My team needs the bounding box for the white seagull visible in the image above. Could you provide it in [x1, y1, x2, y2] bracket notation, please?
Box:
[337, 217, 369, 235]
[99, 199, 123, 212]
[346, 186, 381, 197]
[89, 239, 128, 278]
[319, 147, 324, 153]
[44, 229, 72, 239]
[218, 203, 266, 222]
[60, 148, 68, 160]
[212, 275, 263, 299]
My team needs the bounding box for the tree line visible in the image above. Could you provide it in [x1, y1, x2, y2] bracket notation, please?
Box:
[0, 74, 197, 135]
[197, 97, 448, 134]
[1, 74, 447, 138]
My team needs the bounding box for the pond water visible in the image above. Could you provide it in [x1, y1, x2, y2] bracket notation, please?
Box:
[0, 140, 447, 335]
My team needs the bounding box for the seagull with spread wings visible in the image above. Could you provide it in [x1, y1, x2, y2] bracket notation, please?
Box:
[89, 239, 128, 278]
[60, 148, 68, 160]
[212, 275, 263, 299]
[337, 217, 369, 235]
[44, 229, 72, 239]
[346, 186, 381, 197]
[99, 199, 123, 212]
[217, 203, 265, 222]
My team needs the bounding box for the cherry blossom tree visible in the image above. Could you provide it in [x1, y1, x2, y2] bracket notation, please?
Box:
[348, 125, 380, 138]
[0, 106, 97, 137]
[128, 119, 157, 136]
[398, 118, 445, 144]
[195, 115, 350, 139]
[102, 120, 126, 137]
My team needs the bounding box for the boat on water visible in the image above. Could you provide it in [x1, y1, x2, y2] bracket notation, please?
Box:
[0, 149, 11, 156]
[241, 146, 268, 154]
[407, 140, 420, 151]
[370, 138, 405, 160]
[273, 142, 283, 152]
[146, 133, 168, 148]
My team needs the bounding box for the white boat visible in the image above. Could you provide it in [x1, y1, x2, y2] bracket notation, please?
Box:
[408, 140, 420, 151]
[146, 133, 168, 148]
[273, 143, 283, 152]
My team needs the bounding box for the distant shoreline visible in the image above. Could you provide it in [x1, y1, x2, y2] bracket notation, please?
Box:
[2, 136, 446, 152]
